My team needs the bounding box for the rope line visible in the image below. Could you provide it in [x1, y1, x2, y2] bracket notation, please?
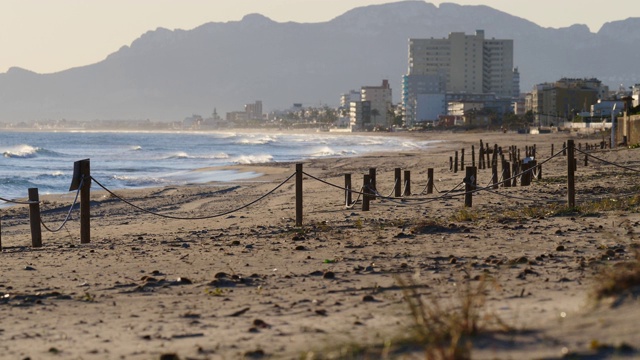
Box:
[400, 179, 409, 197]
[0, 196, 39, 205]
[382, 178, 399, 198]
[90, 173, 295, 220]
[576, 148, 640, 173]
[302, 172, 368, 197]
[345, 186, 364, 209]
[40, 178, 84, 233]
[370, 180, 466, 205]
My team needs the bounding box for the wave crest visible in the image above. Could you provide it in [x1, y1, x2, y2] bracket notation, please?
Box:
[233, 154, 273, 164]
[3, 145, 40, 158]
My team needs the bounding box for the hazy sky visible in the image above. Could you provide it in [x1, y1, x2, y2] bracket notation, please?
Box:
[1, 0, 637, 74]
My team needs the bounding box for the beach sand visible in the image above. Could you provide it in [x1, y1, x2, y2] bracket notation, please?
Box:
[1, 130, 639, 359]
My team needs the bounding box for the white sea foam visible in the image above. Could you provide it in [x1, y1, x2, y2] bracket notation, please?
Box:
[233, 154, 274, 164]
[235, 136, 277, 145]
[3, 144, 40, 158]
[310, 146, 357, 157]
[163, 152, 228, 160]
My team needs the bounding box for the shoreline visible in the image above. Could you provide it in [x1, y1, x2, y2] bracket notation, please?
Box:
[1, 130, 639, 359]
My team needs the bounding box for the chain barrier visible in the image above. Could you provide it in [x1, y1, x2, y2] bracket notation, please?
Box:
[40, 178, 84, 233]
[90, 173, 295, 220]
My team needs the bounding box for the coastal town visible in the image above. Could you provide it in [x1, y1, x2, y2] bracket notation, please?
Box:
[3, 30, 640, 136]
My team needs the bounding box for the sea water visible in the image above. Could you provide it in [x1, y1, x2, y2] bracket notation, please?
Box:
[1, 130, 436, 205]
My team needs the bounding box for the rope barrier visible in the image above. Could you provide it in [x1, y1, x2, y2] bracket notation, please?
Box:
[576, 148, 640, 173]
[400, 179, 409, 197]
[345, 186, 364, 209]
[302, 172, 368, 197]
[90, 173, 295, 220]
[382, 178, 399, 198]
[371, 180, 467, 206]
[0, 196, 39, 205]
[40, 178, 84, 233]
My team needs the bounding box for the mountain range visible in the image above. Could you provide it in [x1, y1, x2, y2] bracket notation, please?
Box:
[1, 0, 639, 122]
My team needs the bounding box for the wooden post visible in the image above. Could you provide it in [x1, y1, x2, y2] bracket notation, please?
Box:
[512, 161, 518, 187]
[28, 188, 42, 248]
[403, 170, 411, 196]
[79, 160, 92, 244]
[369, 168, 377, 200]
[471, 145, 476, 168]
[464, 166, 474, 207]
[345, 173, 352, 206]
[492, 163, 498, 189]
[551, 144, 554, 157]
[479, 140, 484, 169]
[394, 168, 402, 197]
[362, 174, 370, 211]
[427, 168, 434, 194]
[562, 142, 567, 156]
[460, 149, 465, 171]
[567, 140, 576, 208]
[502, 160, 511, 188]
[449, 156, 453, 171]
[485, 143, 490, 168]
[454, 151, 459, 173]
[584, 153, 588, 167]
[295, 163, 303, 226]
[521, 162, 531, 186]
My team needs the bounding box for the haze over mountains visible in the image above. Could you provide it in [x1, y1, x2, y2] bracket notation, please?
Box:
[1, 1, 639, 122]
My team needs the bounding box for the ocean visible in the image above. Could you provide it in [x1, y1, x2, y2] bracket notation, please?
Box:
[1, 130, 435, 206]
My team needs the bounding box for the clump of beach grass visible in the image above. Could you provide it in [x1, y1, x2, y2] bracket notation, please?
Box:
[592, 250, 640, 301]
[450, 208, 482, 222]
[303, 274, 504, 360]
[395, 274, 500, 360]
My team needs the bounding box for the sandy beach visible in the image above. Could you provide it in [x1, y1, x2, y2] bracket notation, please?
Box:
[1, 130, 639, 359]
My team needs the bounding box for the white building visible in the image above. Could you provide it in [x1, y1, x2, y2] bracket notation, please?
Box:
[348, 80, 393, 130]
[633, 84, 640, 108]
[361, 80, 393, 128]
[404, 30, 517, 126]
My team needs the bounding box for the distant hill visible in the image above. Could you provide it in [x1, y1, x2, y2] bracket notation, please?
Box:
[1, 1, 638, 122]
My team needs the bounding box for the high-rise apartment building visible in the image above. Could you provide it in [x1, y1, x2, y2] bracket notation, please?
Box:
[404, 30, 517, 125]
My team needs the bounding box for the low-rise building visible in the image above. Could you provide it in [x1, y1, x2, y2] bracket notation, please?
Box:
[525, 78, 609, 125]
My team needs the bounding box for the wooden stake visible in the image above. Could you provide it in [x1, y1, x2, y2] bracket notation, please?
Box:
[567, 140, 576, 208]
[394, 168, 402, 197]
[28, 188, 42, 248]
[345, 173, 352, 206]
[362, 174, 370, 211]
[464, 167, 475, 207]
[295, 163, 303, 226]
[427, 168, 434, 194]
[403, 170, 411, 196]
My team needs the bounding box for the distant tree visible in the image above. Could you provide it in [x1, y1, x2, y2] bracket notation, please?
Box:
[523, 110, 535, 125]
[502, 112, 520, 129]
[370, 108, 380, 126]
